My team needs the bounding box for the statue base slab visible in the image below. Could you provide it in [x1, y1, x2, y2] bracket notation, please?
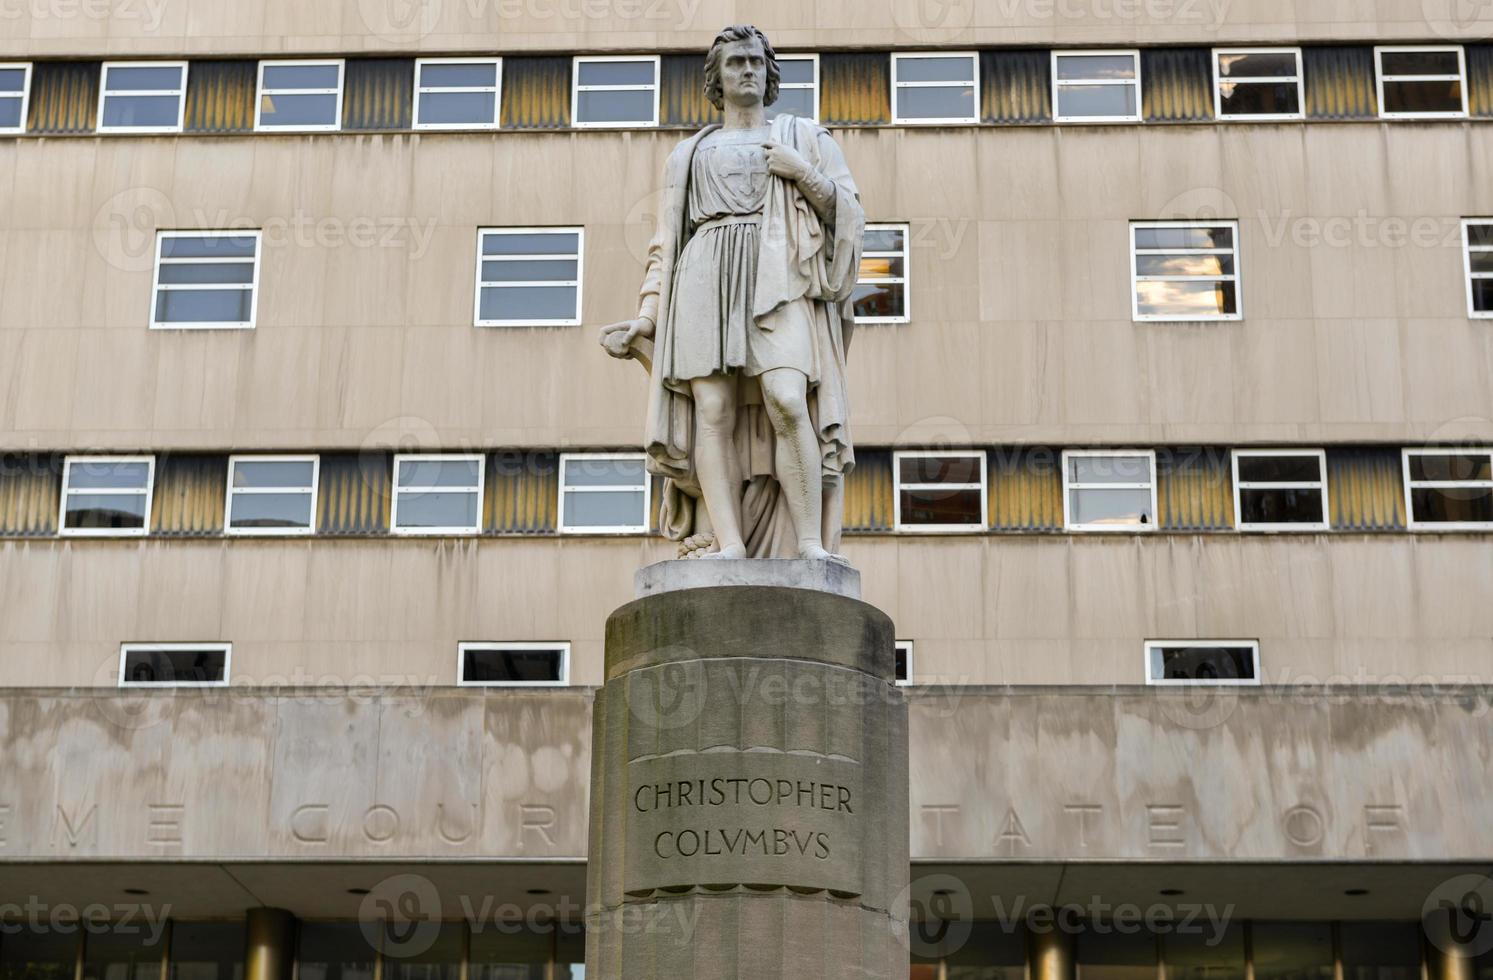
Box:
[634, 557, 861, 599]
[586, 561, 909, 978]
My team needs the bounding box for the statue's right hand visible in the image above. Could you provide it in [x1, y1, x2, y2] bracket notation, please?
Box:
[598, 317, 655, 359]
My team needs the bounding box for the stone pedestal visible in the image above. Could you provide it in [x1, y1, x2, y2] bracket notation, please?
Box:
[586, 559, 909, 978]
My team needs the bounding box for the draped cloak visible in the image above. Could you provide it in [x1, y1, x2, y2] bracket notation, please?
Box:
[634, 113, 865, 557]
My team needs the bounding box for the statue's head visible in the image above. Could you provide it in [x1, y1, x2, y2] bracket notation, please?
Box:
[703, 24, 780, 110]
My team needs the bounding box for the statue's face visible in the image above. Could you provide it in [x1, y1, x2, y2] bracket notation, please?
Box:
[717, 36, 767, 108]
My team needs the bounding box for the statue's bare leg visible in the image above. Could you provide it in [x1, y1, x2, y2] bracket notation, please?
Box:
[759, 368, 840, 562]
[822, 474, 844, 554]
[690, 374, 747, 559]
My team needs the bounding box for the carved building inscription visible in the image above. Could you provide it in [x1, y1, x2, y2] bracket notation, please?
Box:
[623, 752, 865, 896]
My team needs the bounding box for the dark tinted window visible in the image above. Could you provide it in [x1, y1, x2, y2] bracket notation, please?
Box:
[462, 647, 565, 684]
[297, 923, 376, 980]
[121, 647, 228, 685]
[1151, 644, 1257, 683]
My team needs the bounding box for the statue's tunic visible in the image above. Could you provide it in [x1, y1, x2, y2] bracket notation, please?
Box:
[665, 127, 818, 383]
[635, 113, 865, 555]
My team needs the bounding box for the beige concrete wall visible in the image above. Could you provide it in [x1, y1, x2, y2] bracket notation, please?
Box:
[0, 1, 1488, 59]
[2, 685, 1488, 862]
[2, 123, 1492, 451]
[1, 534, 1488, 688]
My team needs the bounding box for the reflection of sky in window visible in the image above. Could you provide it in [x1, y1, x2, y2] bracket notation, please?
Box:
[1136, 280, 1233, 316]
[1056, 54, 1135, 80]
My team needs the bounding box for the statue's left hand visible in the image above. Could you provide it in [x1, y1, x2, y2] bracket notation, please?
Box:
[598, 317, 654, 359]
[761, 140, 813, 183]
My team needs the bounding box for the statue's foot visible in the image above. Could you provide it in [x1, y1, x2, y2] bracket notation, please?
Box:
[798, 543, 850, 565]
[700, 542, 748, 560]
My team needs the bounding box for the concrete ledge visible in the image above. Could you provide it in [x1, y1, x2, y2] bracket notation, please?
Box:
[634, 558, 861, 600]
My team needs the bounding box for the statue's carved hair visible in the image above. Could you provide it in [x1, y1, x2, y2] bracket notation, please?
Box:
[703, 24, 780, 110]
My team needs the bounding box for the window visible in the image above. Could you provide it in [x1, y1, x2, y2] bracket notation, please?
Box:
[770, 54, 818, 121]
[225, 455, 319, 536]
[1231, 449, 1328, 531]
[392, 454, 484, 535]
[97, 61, 187, 133]
[571, 55, 659, 128]
[474, 227, 583, 327]
[854, 223, 910, 323]
[458, 642, 569, 686]
[1464, 219, 1493, 319]
[1144, 640, 1260, 686]
[1051, 50, 1141, 123]
[414, 57, 501, 130]
[60, 456, 154, 537]
[256, 59, 344, 131]
[1213, 48, 1303, 120]
[1062, 450, 1157, 532]
[893, 450, 987, 532]
[119, 643, 230, 687]
[891, 52, 978, 124]
[559, 453, 650, 533]
[1376, 46, 1467, 119]
[1402, 448, 1493, 530]
[0, 62, 30, 134]
[170, 923, 248, 980]
[894, 640, 912, 686]
[151, 230, 261, 329]
[1131, 221, 1242, 321]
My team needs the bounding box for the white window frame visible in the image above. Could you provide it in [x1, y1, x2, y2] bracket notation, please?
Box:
[890, 51, 979, 126]
[894, 639, 913, 687]
[96, 60, 188, 134]
[0, 62, 32, 135]
[59, 455, 155, 538]
[772, 52, 820, 122]
[856, 222, 911, 325]
[457, 641, 570, 687]
[1212, 47, 1304, 122]
[255, 58, 345, 133]
[119, 642, 231, 689]
[1231, 448, 1329, 532]
[224, 454, 320, 538]
[413, 57, 502, 131]
[1130, 220, 1243, 323]
[570, 55, 660, 129]
[1464, 219, 1493, 320]
[1062, 449, 1159, 533]
[1402, 447, 1493, 531]
[1143, 640, 1261, 687]
[391, 453, 485, 536]
[473, 226, 584, 328]
[150, 230, 262, 330]
[1375, 45, 1468, 120]
[1050, 49, 1143, 124]
[892, 449, 988, 533]
[557, 452, 651, 535]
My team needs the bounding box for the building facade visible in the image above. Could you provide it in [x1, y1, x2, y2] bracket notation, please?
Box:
[2, 2, 1493, 978]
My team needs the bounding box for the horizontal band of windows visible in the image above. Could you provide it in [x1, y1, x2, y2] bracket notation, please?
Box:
[7, 43, 1491, 138]
[3, 446, 1488, 539]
